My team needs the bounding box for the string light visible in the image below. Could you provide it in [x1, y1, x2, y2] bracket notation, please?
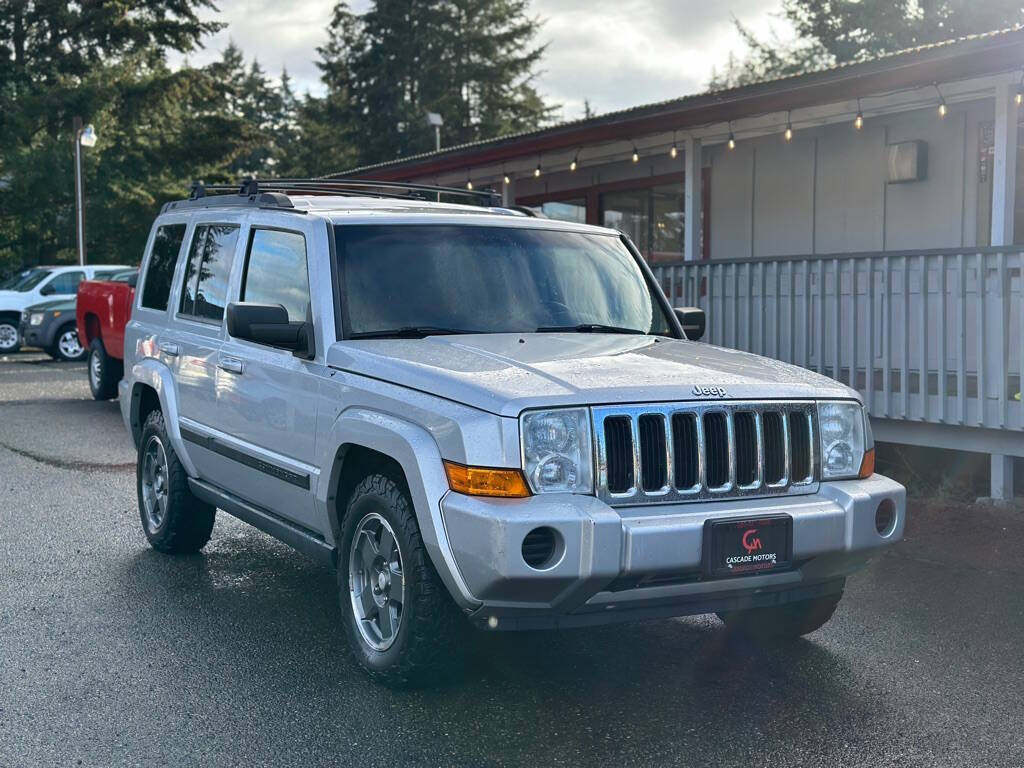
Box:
[534, 159, 542, 178]
[631, 144, 640, 163]
[669, 131, 678, 159]
[502, 167, 511, 185]
[727, 121, 736, 150]
[569, 151, 578, 172]
[854, 98, 864, 130]
[783, 111, 793, 141]
[935, 84, 947, 117]
[1016, 71, 1023, 105]
[465, 177, 473, 190]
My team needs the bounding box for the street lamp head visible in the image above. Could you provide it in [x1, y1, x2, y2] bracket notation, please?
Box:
[425, 112, 444, 127]
[79, 124, 97, 147]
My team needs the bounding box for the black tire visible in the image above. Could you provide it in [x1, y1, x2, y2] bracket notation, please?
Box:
[717, 593, 842, 641]
[0, 317, 20, 354]
[88, 337, 121, 400]
[136, 409, 215, 554]
[50, 322, 87, 362]
[338, 472, 463, 687]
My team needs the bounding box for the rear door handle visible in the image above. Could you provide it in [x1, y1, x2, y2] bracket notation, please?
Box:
[218, 357, 244, 375]
[158, 341, 179, 357]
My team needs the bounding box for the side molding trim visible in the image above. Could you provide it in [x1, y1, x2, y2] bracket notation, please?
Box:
[181, 426, 311, 489]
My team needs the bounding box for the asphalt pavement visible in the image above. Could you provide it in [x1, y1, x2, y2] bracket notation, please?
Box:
[1, 350, 1022, 767]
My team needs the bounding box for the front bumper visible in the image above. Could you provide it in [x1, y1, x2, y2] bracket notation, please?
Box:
[439, 474, 905, 629]
[18, 321, 49, 349]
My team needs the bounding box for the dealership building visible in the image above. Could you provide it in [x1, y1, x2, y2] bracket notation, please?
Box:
[332, 27, 1024, 499]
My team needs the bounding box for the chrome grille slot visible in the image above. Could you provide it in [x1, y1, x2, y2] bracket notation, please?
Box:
[671, 413, 699, 490]
[593, 400, 817, 506]
[703, 413, 730, 489]
[762, 411, 787, 485]
[734, 412, 759, 487]
[603, 416, 634, 493]
[788, 411, 813, 483]
[638, 415, 668, 492]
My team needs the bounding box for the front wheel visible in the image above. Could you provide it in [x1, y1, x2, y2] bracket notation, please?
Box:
[717, 593, 843, 641]
[51, 323, 87, 361]
[0, 318, 21, 354]
[88, 337, 121, 400]
[339, 473, 463, 687]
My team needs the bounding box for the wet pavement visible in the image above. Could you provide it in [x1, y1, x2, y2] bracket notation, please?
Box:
[1, 351, 1022, 767]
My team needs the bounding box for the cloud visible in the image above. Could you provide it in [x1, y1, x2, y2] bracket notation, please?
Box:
[169, 0, 795, 115]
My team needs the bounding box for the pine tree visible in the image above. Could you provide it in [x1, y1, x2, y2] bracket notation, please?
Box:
[709, 0, 1024, 88]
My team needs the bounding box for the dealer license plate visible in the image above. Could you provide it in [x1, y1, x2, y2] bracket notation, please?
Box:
[703, 515, 793, 578]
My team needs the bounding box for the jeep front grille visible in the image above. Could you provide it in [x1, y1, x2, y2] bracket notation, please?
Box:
[593, 401, 817, 505]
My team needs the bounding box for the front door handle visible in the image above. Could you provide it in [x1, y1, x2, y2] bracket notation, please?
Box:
[158, 341, 179, 357]
[218, 357, 244, 375]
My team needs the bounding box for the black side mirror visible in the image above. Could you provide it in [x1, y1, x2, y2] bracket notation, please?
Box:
[674, 306, 706, 341]
[226, 302, 315, 360]
[126, 273, 138, 288]
[39, 284, 55, 296]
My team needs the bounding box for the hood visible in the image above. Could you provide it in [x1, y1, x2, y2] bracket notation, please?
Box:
[26, 298, 75, 313]
[326, 333, 857, 416]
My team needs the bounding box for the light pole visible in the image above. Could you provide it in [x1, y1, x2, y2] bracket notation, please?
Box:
[73, 117, 97, 266]
[426, 112, 443, 151]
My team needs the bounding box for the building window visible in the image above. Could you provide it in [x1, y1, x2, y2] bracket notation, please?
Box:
[601, 183, 685, 264]
[526, 199, 587, 223]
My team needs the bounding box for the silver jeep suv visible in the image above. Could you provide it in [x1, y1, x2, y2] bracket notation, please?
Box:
[121, 179, 905, 686]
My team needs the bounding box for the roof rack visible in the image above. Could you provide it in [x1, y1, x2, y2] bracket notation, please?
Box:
[161, 177, 504, 213]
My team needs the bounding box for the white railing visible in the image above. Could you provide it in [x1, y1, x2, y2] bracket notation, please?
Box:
[652, 248, 1024, 432]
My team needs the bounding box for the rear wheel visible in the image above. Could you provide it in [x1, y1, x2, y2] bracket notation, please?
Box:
[51, 323, 86, 361]
[88, 337, 121, 400]
[137, 409, 215, 554]
[0, 318, 20, 354]
[717, 593, 843, 641]
[338, 473, 463, 687]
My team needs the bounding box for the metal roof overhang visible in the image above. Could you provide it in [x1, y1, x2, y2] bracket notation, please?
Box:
[342, 28, 1024, 182]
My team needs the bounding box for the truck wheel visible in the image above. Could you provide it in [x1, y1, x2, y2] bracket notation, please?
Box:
[717, 593, 842, 641]
[137, 409, 216, 554]
[51, 323, 87, 362]
[0, 318, 20, 354]
[88, 338, 121, 400]
[339, 473, 462, 687]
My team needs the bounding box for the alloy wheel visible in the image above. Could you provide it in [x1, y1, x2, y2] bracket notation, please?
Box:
[0, 323, 18, 352]
[89, 349, 102, 389]
[140, 435, 170, 531]
[349, 512, 405, 651]
[58, 330, 84, 360]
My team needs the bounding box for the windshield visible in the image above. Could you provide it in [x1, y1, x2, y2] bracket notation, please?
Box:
[335, 225, 675, 338]
[3, 268, 51, 292]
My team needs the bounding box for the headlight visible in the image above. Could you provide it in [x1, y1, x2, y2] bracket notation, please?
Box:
[29, 313, 44, 326]
[817, 401, 867, 480]
[520, 408, 593, 494]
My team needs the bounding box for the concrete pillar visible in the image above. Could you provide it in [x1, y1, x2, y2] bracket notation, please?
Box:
[988, 79, 1018, 500]
[684, 137, 702, 262]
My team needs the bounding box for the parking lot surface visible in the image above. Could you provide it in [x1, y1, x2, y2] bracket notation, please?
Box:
[1, 350, 1023, 767]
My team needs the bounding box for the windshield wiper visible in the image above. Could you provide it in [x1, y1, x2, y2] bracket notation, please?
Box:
[535, 323, 646, 335]
[349, 326, 485, 339]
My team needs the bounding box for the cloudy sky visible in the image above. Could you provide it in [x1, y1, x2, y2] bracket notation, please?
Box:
[174, 0, 797, 120]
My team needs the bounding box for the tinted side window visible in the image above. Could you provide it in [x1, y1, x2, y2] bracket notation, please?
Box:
[179, 224, 239, 322]
[141, 224, 186, 311]
[48, 271, 84, 294]
[242, 229, 311, 323]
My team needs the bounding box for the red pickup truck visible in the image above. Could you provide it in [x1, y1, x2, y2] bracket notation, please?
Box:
[76, 270, 137, 400]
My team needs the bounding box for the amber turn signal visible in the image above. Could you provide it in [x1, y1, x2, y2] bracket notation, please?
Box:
[858, 447, 875, 479]
[443, 461, 531, 498]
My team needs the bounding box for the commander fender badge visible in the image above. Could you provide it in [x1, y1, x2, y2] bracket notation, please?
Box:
[692, 385, 728, 398]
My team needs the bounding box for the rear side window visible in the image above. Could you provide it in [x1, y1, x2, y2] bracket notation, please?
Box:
[180, 224, 239, 322]
[141, 224, 187, 311]
[47, 271, 84, 294]
[241, 229, 311, 323]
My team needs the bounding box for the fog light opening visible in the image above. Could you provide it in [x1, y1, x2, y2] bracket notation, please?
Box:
[875, 498, 897, 537]
[521, 526, 564, 570]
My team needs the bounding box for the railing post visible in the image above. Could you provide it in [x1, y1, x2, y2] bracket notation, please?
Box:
[684, 137, 702, 263]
